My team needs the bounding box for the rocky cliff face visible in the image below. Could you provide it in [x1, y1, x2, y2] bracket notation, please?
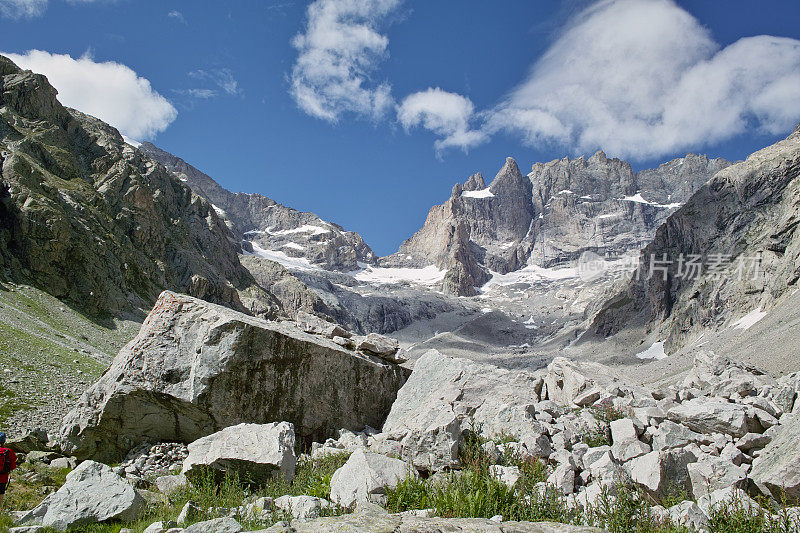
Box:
[139, 142, 376, 272]
[385, 151, 729, 296]
[0, 56, 276, 317]
[591, 125, 800, 353]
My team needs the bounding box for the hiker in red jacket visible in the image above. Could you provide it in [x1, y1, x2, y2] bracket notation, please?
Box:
[0, 432, 18, 510]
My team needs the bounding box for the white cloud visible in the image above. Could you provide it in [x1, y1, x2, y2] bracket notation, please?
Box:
[0, 0, 47, 18]
[4, 50, 177, 140]
[483, 0, 800, 160]
[0, 0, 105, 18]
[175, 88, 216, 99]
[290, 0, 401, 122]
[167, 9, 186, 24]
[397, 88, 487, 152]
[189, 68, 242, 96]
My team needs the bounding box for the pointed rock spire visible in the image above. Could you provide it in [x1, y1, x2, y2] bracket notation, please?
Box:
[463, 172, 486, 191]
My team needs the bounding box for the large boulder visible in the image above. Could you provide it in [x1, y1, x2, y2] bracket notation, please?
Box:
[750, 413, 800, 501]
[379, 350, 543, 472]
[59, 292, 409, 462]
[17, 461, 146, 531]
[329, 449, 417, 507]
[181, 422, 296, 484]
[624, 448, 697, 499]
[687, 456, 748, 501]
[667, 398, 753, 437]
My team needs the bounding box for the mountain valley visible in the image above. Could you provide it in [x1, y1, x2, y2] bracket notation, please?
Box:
[3, 53, 800, 532]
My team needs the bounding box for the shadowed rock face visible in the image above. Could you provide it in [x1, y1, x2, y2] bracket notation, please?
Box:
[59, 291, 410, 462]
[0, 55, 274, 317]
[591, 125, 800, 353]
[383, 152, 728, 296]
[139, 142, 376, 272]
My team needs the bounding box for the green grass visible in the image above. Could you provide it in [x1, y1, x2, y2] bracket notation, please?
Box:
[4, 432, 800, 532]
[579, 403, 631, 447]
[0, 452, 352, 532]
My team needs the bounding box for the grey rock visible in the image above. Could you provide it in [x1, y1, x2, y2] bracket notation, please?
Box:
[279, 501, 604, 531]
[651, 420, 712, 450]
[274, 495, 329, 519]
[624, 448, 697, 499]
[182, 422, 296, 484]
[697, 487, 761, 517]
[154, 473, 188, 496]
[329, 449, 416, 508]
[379, 350, 544, 471]
[0, 56, 271, 320]
[666, 501, 708, 531]
[184, 517, 243, 533]
[176, 501, 203, 525]
[355, 333, 405, 363]
[546, 463, 575, 495]
[5, 429, 50, 454]
[750, 413, 800, 500]
[687, 456, 748, 500]
[17, 460, 146, 531]
[296, 311, 349, 338]
[667, 398, 752, 437]
[59, 291, 408, 462]
[142, 521, 178, 533]
[48, 457, 77, 470]
[735, 432, 771, 452]
[385, 150, 726, 297]
[490, 465, 523, 488]
[592, 126, 800, 358]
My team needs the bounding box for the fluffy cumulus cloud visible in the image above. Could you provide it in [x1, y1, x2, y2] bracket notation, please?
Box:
[484, 0, 800, 160]
[397, 88, 487, 152]
[5, 50, 177, 140]
[290, 0, 401, 122]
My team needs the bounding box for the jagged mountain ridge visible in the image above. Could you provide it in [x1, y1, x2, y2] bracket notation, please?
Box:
[138, 142, 376, 272]
[0, 55, 278, 318]
[384, 152, 730, 295]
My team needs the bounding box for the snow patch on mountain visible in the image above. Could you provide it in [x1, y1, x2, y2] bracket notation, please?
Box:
[461, 188, 494, 199]
[353, 264, 446, 285]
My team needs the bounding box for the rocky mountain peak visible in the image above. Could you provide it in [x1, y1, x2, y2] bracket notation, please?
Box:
[589, 150, 608, 164]
[491, 157, 525, 192]
[386, 148, 730, 295]
[139, 142, 376, 272]
[462, 172, 486, 191]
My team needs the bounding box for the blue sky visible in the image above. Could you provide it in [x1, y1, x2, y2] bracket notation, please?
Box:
[2, 0, 800, 256]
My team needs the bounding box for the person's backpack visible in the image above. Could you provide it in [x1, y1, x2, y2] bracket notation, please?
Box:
[0, 448, 11, 476]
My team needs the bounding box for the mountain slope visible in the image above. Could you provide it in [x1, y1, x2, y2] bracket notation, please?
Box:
[0, 55, 277, 318]
[591, 124, 800, 355]
[139, 142, 376, 272]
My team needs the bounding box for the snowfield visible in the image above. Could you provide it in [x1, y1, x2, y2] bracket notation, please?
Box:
[353, 264, 446, 285]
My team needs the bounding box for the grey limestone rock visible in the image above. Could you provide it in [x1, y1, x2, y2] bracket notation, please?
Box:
[58, 291, 409, 462]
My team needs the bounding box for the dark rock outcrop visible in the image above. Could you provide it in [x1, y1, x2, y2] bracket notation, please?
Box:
[0, 55, 275, 317]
